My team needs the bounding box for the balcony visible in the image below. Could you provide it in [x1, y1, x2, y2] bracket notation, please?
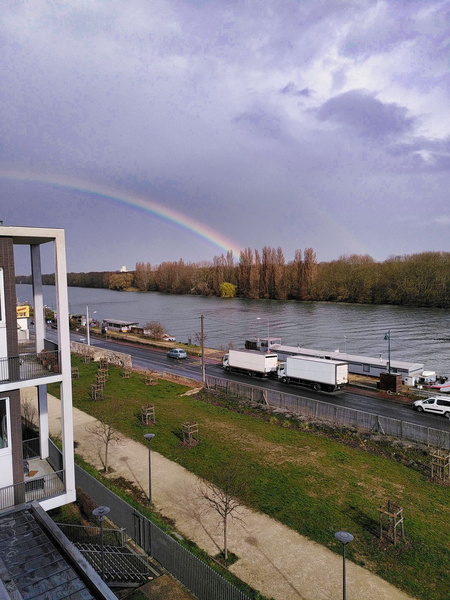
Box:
[0, 350, 61, 383]
[0, 459, 65, 510]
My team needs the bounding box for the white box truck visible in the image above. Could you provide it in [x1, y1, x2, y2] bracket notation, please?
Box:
[277, 355, 348, 392]
[223, 349, 278, 377]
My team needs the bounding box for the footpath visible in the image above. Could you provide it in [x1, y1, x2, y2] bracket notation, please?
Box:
[23, 388, 416, 600]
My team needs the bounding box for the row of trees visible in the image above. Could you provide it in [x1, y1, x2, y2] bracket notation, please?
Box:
[16, 249, 450, 308]
[132, 248, 450, 308]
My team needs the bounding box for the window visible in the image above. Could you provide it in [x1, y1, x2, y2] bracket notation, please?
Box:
[363, 364, 370, 373]
[0, 398, 8, 450]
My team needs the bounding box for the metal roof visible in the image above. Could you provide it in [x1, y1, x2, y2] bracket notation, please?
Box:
[0, 502, 117, 600]
[270, 344, 424, 372]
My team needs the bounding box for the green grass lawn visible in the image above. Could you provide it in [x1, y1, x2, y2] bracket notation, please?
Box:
[61, 356, 450, 600]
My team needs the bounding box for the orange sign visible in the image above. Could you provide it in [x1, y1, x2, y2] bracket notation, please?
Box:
[16, 305, 30, 318]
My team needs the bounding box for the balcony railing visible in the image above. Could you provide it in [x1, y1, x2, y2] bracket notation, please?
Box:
[0, 469, 66, 510]
[0, 350, 61, 383]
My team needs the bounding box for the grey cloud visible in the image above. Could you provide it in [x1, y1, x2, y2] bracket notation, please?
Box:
[233, 108, 284, 140]
[389, 138, 450, 172]
[279, 83, 311, 97]
[317, 90, 414, 139]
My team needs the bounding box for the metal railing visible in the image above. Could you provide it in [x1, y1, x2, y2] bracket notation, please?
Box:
[57, 523, 126, 547]
[23, 437, 40, 459]
[75, 465, 252, 600]
[0, 350, 61, 383]
[0, 469, 65, 510]
[205, 375, 450, 450]
[76, 547, 156, 585]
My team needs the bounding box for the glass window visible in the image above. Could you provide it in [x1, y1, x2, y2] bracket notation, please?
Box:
[363, 364, 370, 373]
[0, 398, 8, 449]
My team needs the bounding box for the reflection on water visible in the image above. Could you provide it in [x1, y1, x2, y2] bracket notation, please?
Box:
[16, 285, 450, 374]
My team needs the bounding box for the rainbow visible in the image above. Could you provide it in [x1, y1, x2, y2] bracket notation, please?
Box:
[0, 170, 243, 257]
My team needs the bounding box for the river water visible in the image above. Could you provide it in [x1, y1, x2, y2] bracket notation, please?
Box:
[16, 284, 450, 375]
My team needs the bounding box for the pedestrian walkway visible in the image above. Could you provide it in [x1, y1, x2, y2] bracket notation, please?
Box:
[23, 388, 416, 600]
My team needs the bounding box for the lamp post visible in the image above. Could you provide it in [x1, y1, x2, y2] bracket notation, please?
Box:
[144, 433, 155, 503]
[384, 330, 391, 373]
[200, 314, 205, 383]
[86, 305, 90, 346]
[93, 505, 110, 580]
[335, 530, 353, 600]
[86, 306, 97, 346]
[257, 317, 270, 350]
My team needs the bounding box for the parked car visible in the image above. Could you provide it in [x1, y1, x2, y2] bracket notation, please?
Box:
[412, 396, 450, 418]
[163, 335, 176, 342]
[167, 348, 187, 359]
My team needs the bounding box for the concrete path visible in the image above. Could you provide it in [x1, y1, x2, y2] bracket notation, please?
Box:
[23, 388, 416, 600]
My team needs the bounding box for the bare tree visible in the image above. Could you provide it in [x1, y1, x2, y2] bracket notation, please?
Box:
[86, 420, 122, 474]
[144, 321, 166, 340]
[198, 463, 247, 563]
[21, 399, 38, 429]
[194, 329, 208, 346]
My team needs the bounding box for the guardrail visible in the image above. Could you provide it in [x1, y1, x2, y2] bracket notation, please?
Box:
[205, 375, 450, 450]
[57, 523, 126, 547]
[0, 469, 66, 510]
[0, 350, 61, 383]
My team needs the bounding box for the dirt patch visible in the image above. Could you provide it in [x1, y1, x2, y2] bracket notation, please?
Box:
[124, 574, 197, 600]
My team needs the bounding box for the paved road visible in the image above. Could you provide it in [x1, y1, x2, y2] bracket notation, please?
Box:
[67, 330, 450, 433]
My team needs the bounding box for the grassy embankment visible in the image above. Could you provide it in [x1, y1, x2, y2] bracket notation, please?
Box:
[56, 355, 450, 600]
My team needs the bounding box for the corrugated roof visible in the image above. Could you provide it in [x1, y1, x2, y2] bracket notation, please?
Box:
[0, 502, 117, 600]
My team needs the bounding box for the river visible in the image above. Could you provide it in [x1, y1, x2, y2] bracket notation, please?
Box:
[16, 285, 450, 375]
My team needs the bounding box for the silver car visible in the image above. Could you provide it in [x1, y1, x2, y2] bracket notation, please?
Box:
[167, 348, 187, 359]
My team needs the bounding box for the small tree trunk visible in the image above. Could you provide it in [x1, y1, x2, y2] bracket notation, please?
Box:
[223, 513, 228, 561]
[104, 442, 109, 473]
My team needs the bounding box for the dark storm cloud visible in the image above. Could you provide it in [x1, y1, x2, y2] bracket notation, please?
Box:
[1, 0, 450, 271]
[317, 91, 414, 140]
[279, 83, 312, 97]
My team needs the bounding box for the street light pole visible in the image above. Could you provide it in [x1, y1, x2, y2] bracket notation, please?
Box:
[257, 317, 270, 350]
[86, 305, 90, 346]
[93, 505, 110, 580]
[335, 530, 353, 600]
[200, 314, 205, 383]
[144, 433, 156, 503]
[384, 330, 391, 373]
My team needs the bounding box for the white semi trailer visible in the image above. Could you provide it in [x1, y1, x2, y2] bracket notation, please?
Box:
[277, 355, 348, 392]
[223, 349, 278, 377]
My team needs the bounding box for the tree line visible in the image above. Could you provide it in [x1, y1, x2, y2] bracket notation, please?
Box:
[16, 249, 450, 308]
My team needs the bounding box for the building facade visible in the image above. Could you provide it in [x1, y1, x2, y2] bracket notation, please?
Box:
[0, 226, 75, 511]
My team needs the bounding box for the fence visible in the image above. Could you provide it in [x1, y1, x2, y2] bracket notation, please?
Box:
[0, 470, 65, 510]
[205, 375, 450, 450]
[75, 465, 251, 600]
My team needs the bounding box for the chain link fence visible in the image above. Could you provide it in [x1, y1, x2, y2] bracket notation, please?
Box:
[205, 375, 450, 450]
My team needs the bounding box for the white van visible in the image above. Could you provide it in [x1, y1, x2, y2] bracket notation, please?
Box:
[412, 396, 450, 418]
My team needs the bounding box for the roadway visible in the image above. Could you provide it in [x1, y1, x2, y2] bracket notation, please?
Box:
[53, 327, 450, 434]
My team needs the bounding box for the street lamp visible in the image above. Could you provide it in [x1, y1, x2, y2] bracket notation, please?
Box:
[384, 330, 391, 373]
[144, 433, 156, 503]
[93, 505, 110, 580]
[200, 314, 205, 383]
[257, 317, 270, 351]
[86, 306, 97, 346]
[335, 530, 353, 600]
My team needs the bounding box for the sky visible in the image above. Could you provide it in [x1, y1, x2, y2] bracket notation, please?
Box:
[1, 0, 450, 275]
